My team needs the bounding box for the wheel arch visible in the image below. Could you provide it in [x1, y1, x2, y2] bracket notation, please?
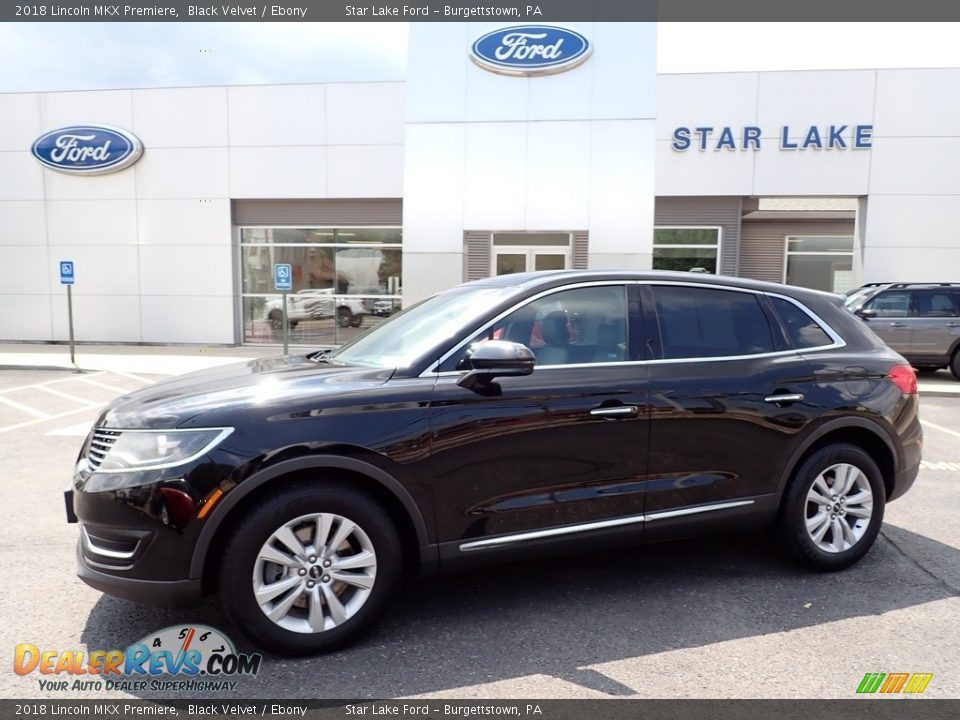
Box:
[190, 456, 434, 585]
[776, 418, 899, 504]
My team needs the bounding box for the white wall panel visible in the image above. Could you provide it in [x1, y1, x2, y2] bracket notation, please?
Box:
[405, 24, 469, 123]
[590, 120, 655, 260]
[0, 202, 46, 246]
[869, 138, 960, 195]
[44, 245, 140, 296]
[753, 144, 871, 196]
[591, 23, 657, 120]
[133, 87, 228, 148]
[526, 122, 591, 229]
[326, 83, 405, 145]
[865, 195, 960, 248]
[43, 164, 135, 200]
[0, 245, 49, 294]
[327, 145, 403, 198]
[863, 247, 960, 284]
[46, 200, 137, 246]
[656, 73, 758, 140]
[462, 123, 527, 229]
[656, 140, 755, 196]
[0, 295, 52, 341]
[0, 93, 42, 151]
[135, 148, 229, 199]
[139, 245, 233, 297]
[229, 147, 326, 199]
[137, 199, 231, 245]
[402, 124, 465, 254]
[51, 294, 141, 343]
[875, 69, 960, 137]
[140, 296, 233, 344]
[41, 90, 133, 130]
[756, 70, 876, 136]
[0, 153, 45, 200]
[228, 85, 325, 147]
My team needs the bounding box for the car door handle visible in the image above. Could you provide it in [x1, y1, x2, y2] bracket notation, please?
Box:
[947, 323, 960, 328]
[888, 322, 907, 328]
[763, 393, 805, 405]
[590, 405, 639, 419]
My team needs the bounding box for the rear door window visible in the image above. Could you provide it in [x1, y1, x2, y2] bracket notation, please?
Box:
[914, 291, 960, 317]
[651, 286, 775, 359]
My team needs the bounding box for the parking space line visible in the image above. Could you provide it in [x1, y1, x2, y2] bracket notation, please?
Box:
[920, 419, 960, 441]
[0, 405, 99, 434]
[77, 377, 132, 394]
[0, 394, 50, 419]
[36, 385, 102, 407]
[112, 370, 161, 384]
[0, 371, 110, 395]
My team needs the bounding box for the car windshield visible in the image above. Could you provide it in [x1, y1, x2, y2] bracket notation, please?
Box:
[845, 287, 878, 312]
[331, 285, 517, 369]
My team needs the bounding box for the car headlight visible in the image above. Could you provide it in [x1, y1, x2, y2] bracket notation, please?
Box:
[91, 428, 234, 473]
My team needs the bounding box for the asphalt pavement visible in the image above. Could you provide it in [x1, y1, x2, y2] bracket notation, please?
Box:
[0, 361, 957, 700]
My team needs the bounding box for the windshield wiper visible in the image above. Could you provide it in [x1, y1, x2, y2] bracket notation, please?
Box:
[309, 348, 338, 364]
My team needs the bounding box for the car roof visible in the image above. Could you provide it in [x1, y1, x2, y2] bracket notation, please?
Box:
[462, 269, 841, 302]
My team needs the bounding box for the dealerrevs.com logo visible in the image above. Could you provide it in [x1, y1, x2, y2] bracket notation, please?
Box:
[14, 625, 262, 693]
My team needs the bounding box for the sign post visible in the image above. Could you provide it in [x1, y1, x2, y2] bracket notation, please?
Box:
[273, 263, 293, 355]
[59, 261, 77, 368]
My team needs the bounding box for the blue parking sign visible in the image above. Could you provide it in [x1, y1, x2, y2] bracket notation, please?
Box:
[274, 263, 292, 291]
[59, 261, 75, 285]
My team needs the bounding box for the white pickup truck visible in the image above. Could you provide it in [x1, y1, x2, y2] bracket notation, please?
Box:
[264, 289, 366, 330]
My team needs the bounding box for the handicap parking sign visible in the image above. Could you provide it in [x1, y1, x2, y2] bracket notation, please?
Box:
[274, 263, 292, 291]
[59, 261, 74, 285]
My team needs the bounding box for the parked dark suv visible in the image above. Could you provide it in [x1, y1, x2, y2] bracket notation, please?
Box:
[846, 282, 960, 379]
[68, 271, 922, 655]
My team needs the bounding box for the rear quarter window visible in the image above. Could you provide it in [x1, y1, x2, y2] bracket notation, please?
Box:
[652, 286, 775, 359]
[769, 296, 834, 349]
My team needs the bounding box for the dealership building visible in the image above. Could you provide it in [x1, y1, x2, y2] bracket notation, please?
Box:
[1, 22, 957, 345]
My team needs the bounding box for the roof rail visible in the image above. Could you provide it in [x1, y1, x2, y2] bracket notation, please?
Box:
[886, 282, 958, 289]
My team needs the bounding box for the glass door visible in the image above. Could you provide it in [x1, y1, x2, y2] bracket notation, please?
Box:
[491, 232, 572, 276]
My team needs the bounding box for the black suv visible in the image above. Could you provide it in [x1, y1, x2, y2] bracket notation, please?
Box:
[68, 271, 922, 655]
[845, 282, 960, 379]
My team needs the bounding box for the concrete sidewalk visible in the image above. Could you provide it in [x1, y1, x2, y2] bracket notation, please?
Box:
[1, 342, 958, 397]
[0, 342, 279, 376]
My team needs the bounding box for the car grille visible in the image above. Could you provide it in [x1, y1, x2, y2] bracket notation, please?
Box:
[87, 429, 122, 470]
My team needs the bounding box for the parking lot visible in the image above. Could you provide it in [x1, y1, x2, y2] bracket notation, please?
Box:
[0, 365, 957, 700]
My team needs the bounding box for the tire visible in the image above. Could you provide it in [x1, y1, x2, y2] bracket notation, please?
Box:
[337, 307, 352, 328]
[951, 349, 960, 380]
[779, 443, 885, 571]
[268, 310, 283, 333]
[218, 482, 402, 656]
[349, 314, 364, 328]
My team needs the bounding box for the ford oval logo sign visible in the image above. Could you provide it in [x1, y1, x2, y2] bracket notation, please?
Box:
[31, 125, 143, 175]
[470, 25, 591, 77]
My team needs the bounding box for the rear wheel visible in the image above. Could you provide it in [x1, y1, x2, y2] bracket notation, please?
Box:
[779, 443, 885, 571]
[950, 349, 960, 380]
[337, 307, 353, 328]
[219, 483, 402, 655]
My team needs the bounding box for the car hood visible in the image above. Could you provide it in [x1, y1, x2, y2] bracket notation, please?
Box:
[98, 355, 394, 429]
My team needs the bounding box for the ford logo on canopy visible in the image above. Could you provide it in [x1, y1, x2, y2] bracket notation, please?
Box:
[470, 25, 591, 76]
[31, 125, 143, 175]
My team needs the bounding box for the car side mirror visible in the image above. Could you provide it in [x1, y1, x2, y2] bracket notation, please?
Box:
[457, 341, 535, 390]
[856, 308, 877, 320]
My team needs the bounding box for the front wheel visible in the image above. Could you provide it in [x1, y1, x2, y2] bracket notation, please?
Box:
[218, 483, 402, 655]
[779, 444, 885, 571]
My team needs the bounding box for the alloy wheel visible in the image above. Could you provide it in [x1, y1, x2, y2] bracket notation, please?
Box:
[252, 512, 377, 633]
[804, 463, 874, 553]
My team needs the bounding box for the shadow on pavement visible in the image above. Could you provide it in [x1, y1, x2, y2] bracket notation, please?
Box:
[80, 524, 959, 699]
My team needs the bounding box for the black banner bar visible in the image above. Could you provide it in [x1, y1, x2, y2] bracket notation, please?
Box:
[1, 700, 958, 720]
[7, 0, 960, 22]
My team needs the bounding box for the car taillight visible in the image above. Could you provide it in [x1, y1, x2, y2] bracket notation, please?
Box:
[888, 364, 918, 395]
